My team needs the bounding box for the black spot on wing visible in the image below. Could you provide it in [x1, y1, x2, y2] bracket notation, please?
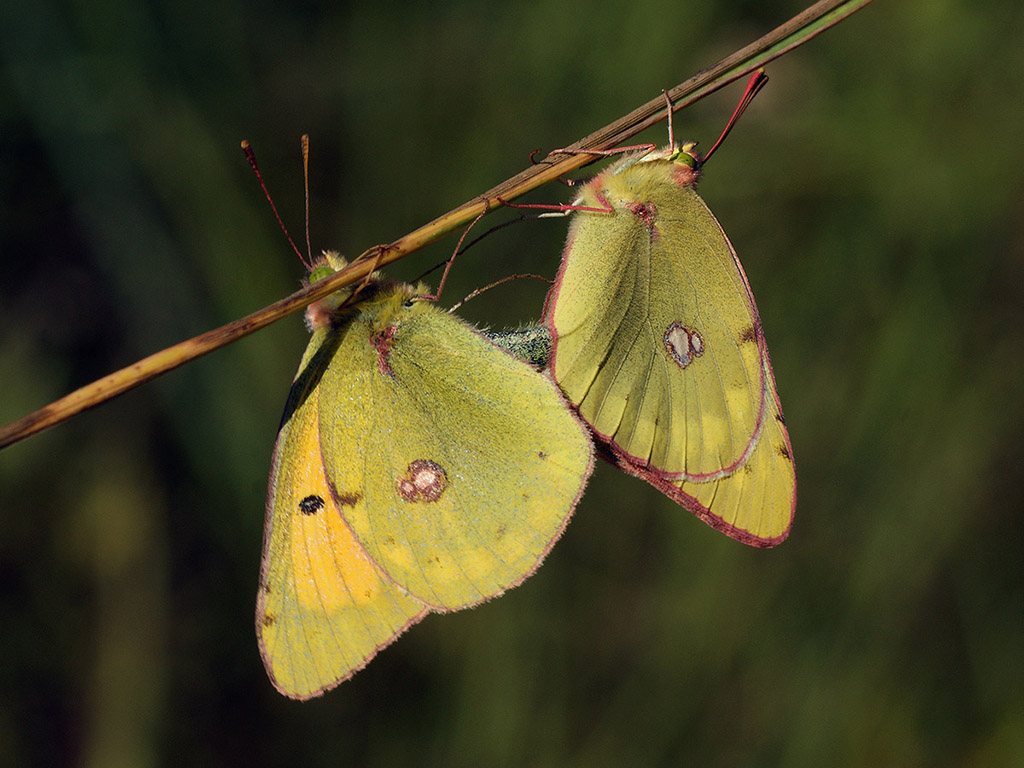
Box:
[298, 495, 326, 515]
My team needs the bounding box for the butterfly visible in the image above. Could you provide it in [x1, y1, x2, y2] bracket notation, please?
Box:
[542, 72, 794, 546]
[258, 253, 593, 698]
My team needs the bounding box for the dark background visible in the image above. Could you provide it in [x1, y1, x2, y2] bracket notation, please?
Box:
[2, 1, 1022, 765]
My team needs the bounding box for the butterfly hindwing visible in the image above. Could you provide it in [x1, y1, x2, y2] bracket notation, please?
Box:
[548, 157, 764, 481]
[612, 348, 795, 546]
[318, 286, 594, 610]
[544, 137, 794, 546]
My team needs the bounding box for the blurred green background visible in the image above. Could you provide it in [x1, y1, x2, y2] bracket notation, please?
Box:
[2, 0, 1022, 765]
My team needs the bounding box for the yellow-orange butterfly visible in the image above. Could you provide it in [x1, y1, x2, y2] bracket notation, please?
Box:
[542, 72, 794, 545]
[258, 254, 593, 698]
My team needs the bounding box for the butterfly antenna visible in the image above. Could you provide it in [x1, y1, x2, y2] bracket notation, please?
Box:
[301, 135, 314, 267]
[240, 139, 309, 269]
[702, 70, 768, 166]
[663, 90, 676, 148]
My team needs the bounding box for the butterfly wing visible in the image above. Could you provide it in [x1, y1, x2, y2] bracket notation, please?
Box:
[612, 348, 795, 546]
[318, 290, 594, 611]
[547, 158, 765, 481]
[258, 325, 428, 700]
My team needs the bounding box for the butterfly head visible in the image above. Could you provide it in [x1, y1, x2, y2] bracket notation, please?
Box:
[653, 141, 702, 185]
[303, 251, 380, 331]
